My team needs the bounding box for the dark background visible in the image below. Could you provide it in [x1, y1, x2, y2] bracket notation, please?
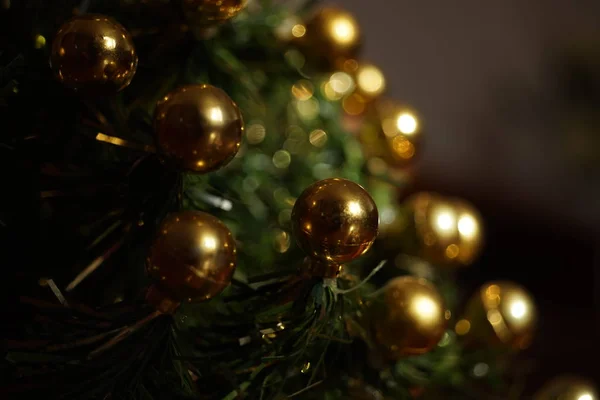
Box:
[331, 0, 600, 391]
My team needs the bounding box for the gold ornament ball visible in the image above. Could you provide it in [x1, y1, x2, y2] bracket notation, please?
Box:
[154, 84, 244, 173]
[182, 0, 246, 26]
[146, 210, 237, 312]
[359, 99, 422, 170]
[404, 192, 484, 266]
[457, 281, 537, 350]
[291, 178, 378, 266]
[294, 6, 361, 71]
[372, 276, 448, 358]
[50, 15, 138, 95]
[534, 376, 598, 400]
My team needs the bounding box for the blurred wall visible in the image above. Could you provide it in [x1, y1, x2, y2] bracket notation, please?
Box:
[330, 0, 600, 232]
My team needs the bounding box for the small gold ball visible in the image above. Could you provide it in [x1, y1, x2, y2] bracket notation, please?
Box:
[372, 276, 447, 358]
[359, 99, 422, 170]
[146, 210, 237, 306]
[294, 6, 361, 71]
[153, 84, 244, 173]
[404, 192, 484, 267]
[50, 15, 137, 95]
[462, 281, 537, 350]
[534, 376, 598, 400]
[291, 178, 378, 265]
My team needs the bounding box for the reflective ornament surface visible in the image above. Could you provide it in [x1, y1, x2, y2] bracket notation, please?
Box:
[183, 0, 246, 26]
[146, 210, 237, 310]
[154, 84, 243, 173]
[405, 192, 483, 266]
[292, 178, 378, 265]
[459, 281, 536, 350]
[373, 276, 447, 358]
[293, 6, 361, 71]
[50, 15, 137, 94]
[534, 376, 598, 400]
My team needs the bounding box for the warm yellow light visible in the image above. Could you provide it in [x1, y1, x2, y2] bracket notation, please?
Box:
[103, 36, 116, 50]
[357, 65, 385, 96]
[509, 300, 527, 319]
[433, 207, 456, 235]
[578, 394, 593, 400]
[292, 80, 314, 101]
[455, 319, 471, 335]
[330, 16, 356, 45]
[291, 24, 306, 38]
[458, 214, 478, 239]
[412, 296, 440, 324]
[202, 236, 217, 250]
[347, 201, 362, 216]
[391, 136, 415, 159]
[396, 112, 418, 135]
[209, 107, 224, 123]
[329, 72, 354, 95]
[309, 129, 327, 147]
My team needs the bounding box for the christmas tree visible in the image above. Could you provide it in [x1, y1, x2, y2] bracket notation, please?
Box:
[1, 1, 597, 399]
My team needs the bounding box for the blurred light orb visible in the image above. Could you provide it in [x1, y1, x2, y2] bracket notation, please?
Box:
[356, 64, 385, 96]
[397, 112, 418, 135]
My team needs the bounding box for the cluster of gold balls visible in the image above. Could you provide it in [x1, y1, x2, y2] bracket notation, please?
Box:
[46, 4, 592, 398]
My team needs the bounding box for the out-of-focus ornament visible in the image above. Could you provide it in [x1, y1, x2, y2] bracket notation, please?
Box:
[292, 178, 378, 277]
[371, 276, 448, 358]
[457, 281, 536, 350]
[402, 192, 483, 266]
[50, 15, 137, 95]
[359, 99, 422, 172]
[339, 60, 386, 107]
[534, 376, 598, 400]
[182, 0, 246, 26]
[146, 210, 237, 313]
[293, 6, 361, 71]
[154, 84, 243, 173]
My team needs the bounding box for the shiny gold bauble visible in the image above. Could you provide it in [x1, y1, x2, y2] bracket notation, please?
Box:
[146, 210, 237, 312]
[457, 281, 537, 350]
[534, 376, 598, 400]
[404, 192, 483, 266]
[154, 84, 243, 173]
[372, 276, 448, 358]
[291, 178, 378, 266]
[182, 0, 246, 26]
[50, 15, 137, 94]
[293, 6, 361, 71]
[359, 99, 422, 170]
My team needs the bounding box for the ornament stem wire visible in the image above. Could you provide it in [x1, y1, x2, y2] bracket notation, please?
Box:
[88, 310, 163, 359]
[66, 236, 127, 292]
[331, 261, 386, 296]
[95, 133, 156, 153]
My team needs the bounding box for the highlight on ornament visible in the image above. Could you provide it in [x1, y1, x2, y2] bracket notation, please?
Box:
[153, 84, 244, 173]
[371, 276, 448, 358]
[534, 375, 598, 400]
[50, 14, 138, 94]
[146, 210, 237, 313]
[291, 178, 379, 276]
